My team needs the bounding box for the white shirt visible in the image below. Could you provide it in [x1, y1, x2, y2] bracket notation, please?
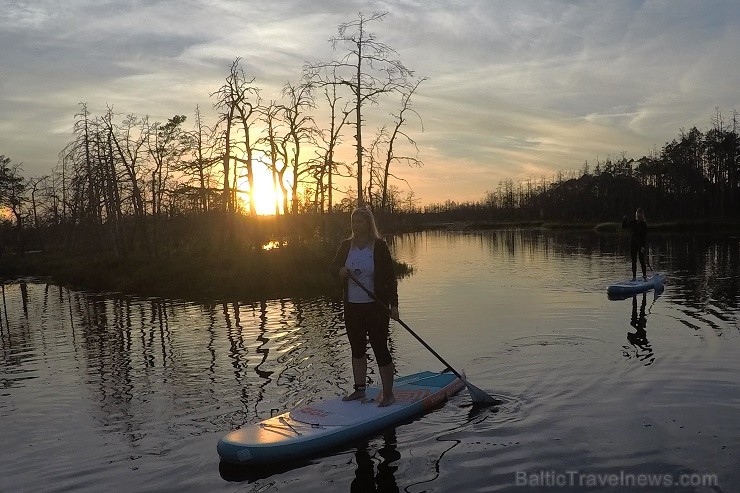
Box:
[345, 242, 375, 303]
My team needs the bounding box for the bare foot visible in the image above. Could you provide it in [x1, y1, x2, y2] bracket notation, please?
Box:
[342, 389, 366, 401]
[377, 393, 396, 407]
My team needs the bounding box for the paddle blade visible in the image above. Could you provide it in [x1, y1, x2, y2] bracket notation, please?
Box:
[461, 376, 499, 405]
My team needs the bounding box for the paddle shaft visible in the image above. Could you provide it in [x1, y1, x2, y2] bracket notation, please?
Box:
[399, 317, 465, 380]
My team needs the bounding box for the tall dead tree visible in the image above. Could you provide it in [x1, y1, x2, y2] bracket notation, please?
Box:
[103, 108, 148, 217]
[378, 78, 425, 211]
[212, 58, 259, 213]
[258, 101, 289, 215]
[280, 81, 315, 214]
[232, 72, 261, 216]
[74, 103, 100, 223]
[310, 66, 352, 213]
[308, 11, 412, 207]
[181, 105, 219, 212]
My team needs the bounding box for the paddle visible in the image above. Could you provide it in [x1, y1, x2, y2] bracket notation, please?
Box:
[345, 270, 498, 404]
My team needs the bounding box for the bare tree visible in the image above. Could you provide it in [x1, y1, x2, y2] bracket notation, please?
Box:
[178, 105, 219, 212]
[280, 80, 315, 214]
[308, 11, 413, 206]
[102, 108, 148, 217]
[258, 101, 288, 215]
[232, 73, 261, 216]
[74, 103, 100, 223]
[212, 58, 260, 213]
[377, 78, 425, 211]
[311, 66, 352, 213]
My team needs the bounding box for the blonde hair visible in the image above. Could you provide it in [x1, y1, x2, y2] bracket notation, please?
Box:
[351, 206, 381, 240]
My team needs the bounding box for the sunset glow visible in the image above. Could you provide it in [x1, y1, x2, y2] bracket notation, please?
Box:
[2, 2, 739, 206]
[238, 163, 286, 215]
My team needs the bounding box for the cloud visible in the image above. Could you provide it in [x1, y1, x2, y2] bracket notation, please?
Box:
[1, 0, 738, 204]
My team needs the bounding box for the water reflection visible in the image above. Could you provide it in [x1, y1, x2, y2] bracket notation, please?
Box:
[1, 229, 739, 492]
[351, 430, 401, 493]
[217, 429, 402, 489]
[396, 229, 739, 321]
[0, 283, 356, 467]
[218, 456, 313, 483]
[625, 293, 654, 366]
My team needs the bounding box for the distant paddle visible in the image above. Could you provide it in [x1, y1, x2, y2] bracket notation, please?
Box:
[345, 270, 498, 405]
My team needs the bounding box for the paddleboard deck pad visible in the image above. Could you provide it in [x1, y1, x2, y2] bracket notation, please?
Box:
[217, 371, 464, 465]
[607, 273, 666, 296]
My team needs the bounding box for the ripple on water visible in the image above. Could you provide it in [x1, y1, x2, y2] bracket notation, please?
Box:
[1, 231, 739, 492]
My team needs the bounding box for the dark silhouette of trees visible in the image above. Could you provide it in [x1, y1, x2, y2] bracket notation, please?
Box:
[308, 11, 414, 206]
[0, 155, 26, 255]
[438, 111, 739, 224]
[310, 66, 352, 214]
[280, 80, 315, 214]
[2, 105, 738, 265]
[212, 58, 261, 215]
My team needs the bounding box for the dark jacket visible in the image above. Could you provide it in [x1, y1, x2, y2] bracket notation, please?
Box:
[331, 238, 399, 307]
[622, 218, 647, 248]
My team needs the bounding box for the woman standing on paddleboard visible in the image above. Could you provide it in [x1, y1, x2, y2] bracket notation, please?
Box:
[622, 207, 648, 281]
[332, 206, 399, 407]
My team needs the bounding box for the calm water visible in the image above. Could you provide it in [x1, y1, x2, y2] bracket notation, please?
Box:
[1, 229, 738, 493]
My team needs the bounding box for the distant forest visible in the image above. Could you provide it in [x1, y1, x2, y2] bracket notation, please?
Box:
[424, 108, 739, 224]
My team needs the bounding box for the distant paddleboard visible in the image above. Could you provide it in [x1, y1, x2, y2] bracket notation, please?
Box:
[607, 273, 666, 296]
[217, 370, 464, 465]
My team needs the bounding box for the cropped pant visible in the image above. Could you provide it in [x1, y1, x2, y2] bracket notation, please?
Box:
[343, 302, 392, 367]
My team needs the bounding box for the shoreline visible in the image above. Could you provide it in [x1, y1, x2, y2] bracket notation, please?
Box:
[2, 220, 737, 303]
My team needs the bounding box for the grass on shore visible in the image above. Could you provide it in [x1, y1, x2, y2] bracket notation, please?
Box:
[0, 243, 413, 303]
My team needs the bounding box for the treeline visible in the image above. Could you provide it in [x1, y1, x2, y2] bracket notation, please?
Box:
[3, 107, 739, 263]
[424, 108, 740, 223]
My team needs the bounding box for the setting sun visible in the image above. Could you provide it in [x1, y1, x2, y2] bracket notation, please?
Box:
[238, 163, 286, 215]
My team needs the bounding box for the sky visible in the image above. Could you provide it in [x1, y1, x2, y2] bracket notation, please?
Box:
[1, 0, 739, 207]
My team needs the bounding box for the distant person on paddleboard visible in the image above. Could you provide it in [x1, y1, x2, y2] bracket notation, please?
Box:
[622, 207, 648, 281]
[332, 206, 399, 407]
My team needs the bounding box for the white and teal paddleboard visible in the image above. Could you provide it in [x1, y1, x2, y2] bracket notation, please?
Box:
[217, 371, 464, 465]
[607, 273, 666, 296]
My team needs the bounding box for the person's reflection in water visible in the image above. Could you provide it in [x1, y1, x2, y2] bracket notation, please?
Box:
[352, 429, 400, 492]
[626, 292, 654, 365]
